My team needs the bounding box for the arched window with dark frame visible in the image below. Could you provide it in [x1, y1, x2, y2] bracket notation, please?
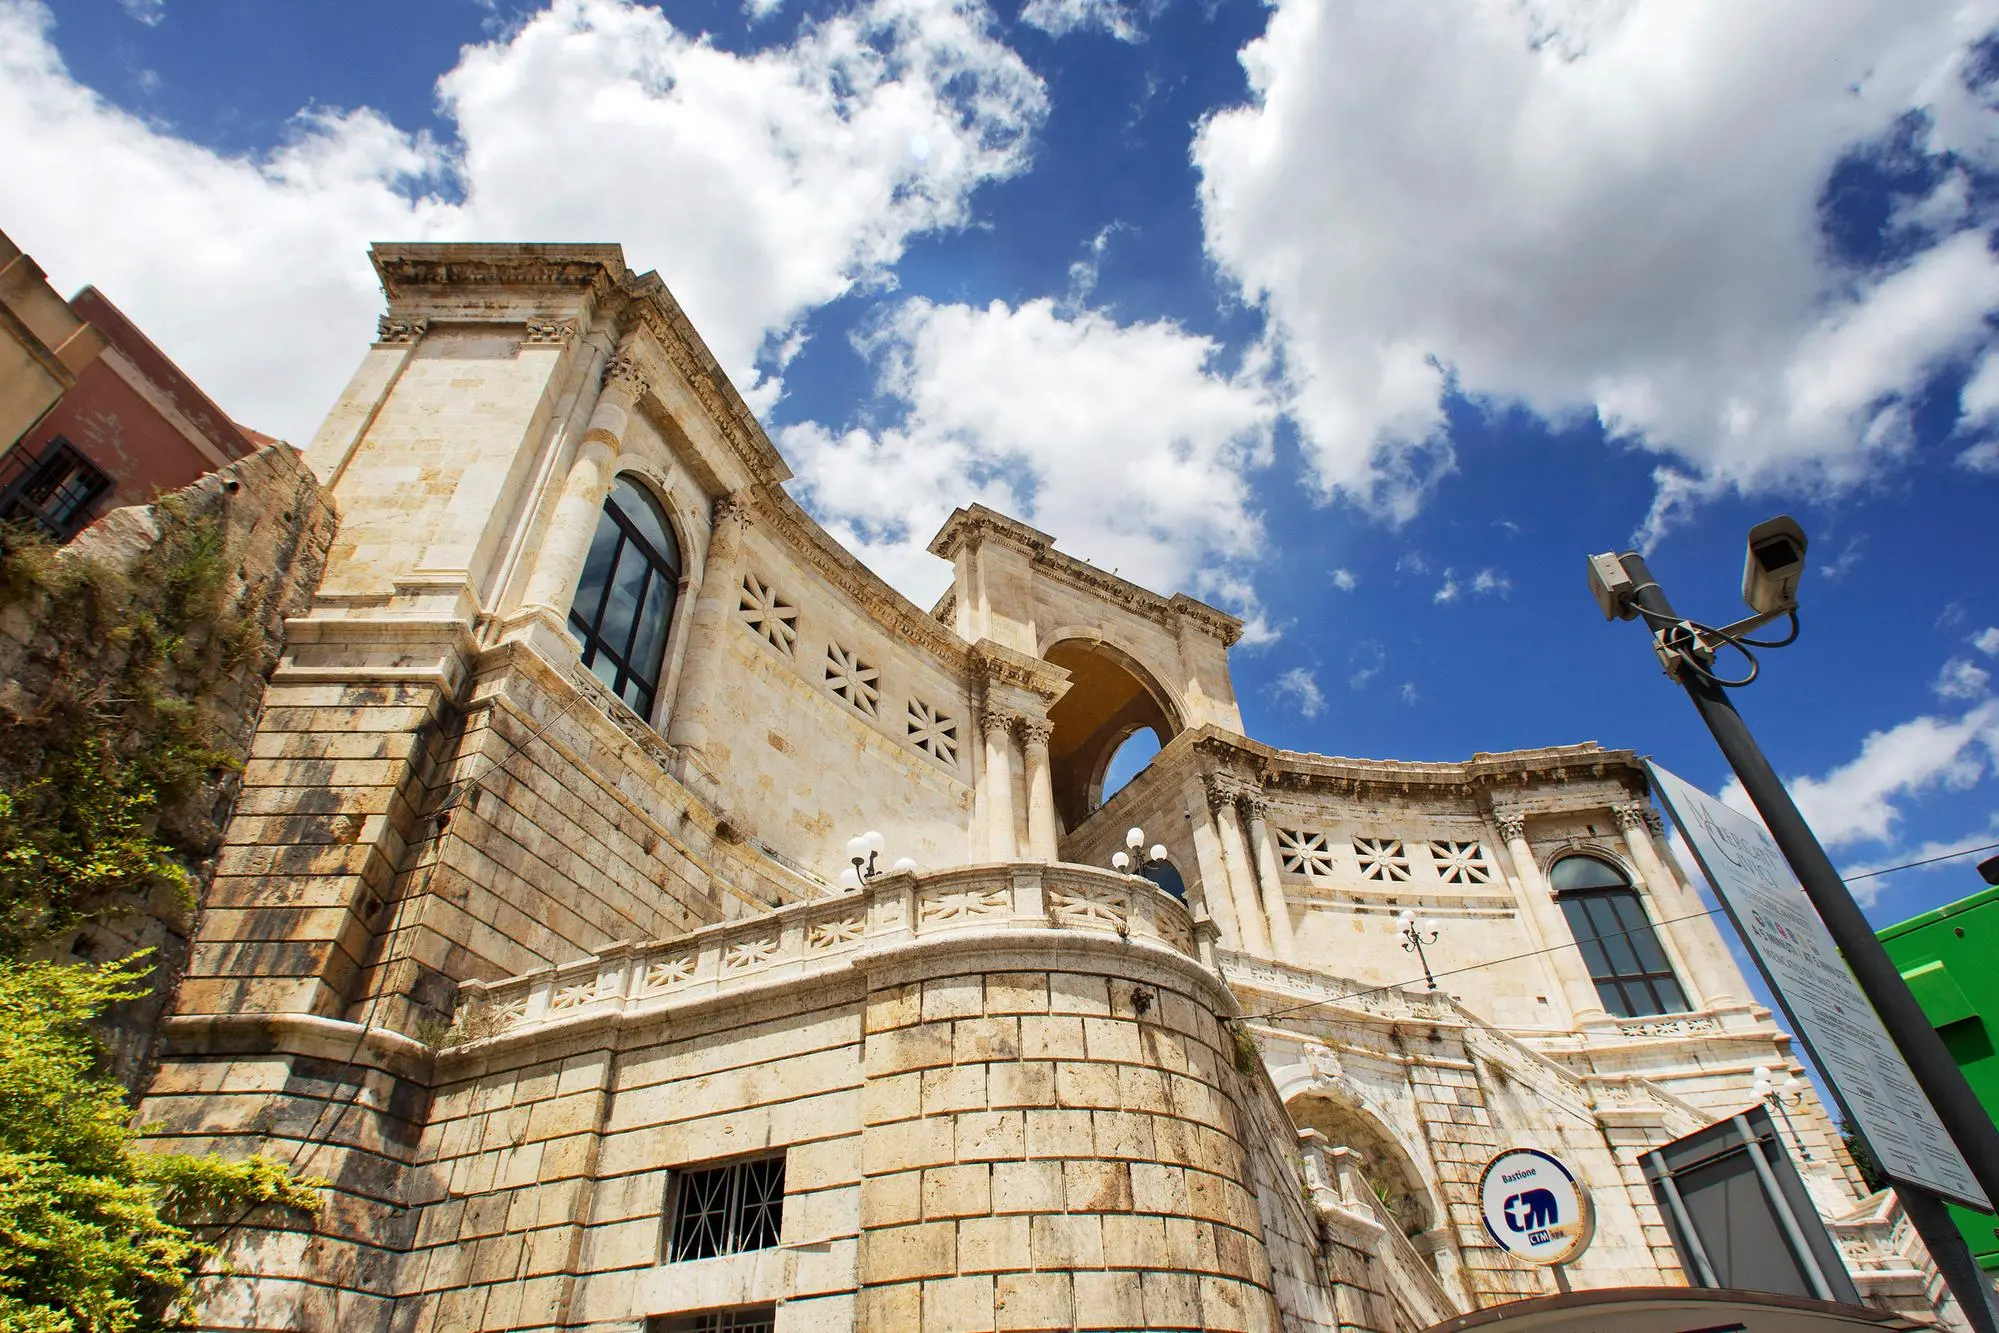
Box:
[569, 476, 682, 719]
[1552, 854, 1690, 1018]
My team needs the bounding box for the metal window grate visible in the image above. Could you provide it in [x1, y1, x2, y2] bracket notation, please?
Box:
[650, 1307, 777, 1333]
[667, 1156, 785, 1262]
[0, 437, 110, 541]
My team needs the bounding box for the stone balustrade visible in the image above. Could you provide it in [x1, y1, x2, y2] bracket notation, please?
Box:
[452, 862, 1206, 1044]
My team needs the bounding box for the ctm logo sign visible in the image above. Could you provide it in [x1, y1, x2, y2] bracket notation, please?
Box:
[1503, 1188, 1561, 1246]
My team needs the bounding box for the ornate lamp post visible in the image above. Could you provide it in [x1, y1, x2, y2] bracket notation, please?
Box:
[840, 830, 915, 891]
[1398, 910, 1441, 990]
[1753, 1065, 1813, 1161]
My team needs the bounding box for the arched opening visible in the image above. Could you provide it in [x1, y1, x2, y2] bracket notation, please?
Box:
[1042, 638, 1182, 831]
[568, 474, 683, 718]
[1287, 1091, 1439, 1238]
[1551, 853, 1689, 1018]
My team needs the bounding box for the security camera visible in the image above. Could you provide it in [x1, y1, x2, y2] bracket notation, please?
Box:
[1586, 552, 1637, 621]
[1742, 516, 1807, 616]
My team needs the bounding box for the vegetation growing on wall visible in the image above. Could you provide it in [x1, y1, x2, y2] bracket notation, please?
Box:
[0, 489, 325, 1329]
[0, 502, 247, 954]
[0, 955, 320, 1331]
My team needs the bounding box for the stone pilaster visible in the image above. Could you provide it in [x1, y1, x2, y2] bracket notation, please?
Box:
[983, 708, 1021, 861]
[663, 491, 751, 764]
[1206, 775, 1272, 959]
[1615, 800, 1742, 1009]
[1020, 720, 1059, 862]
[516, 352, 647, 620]
[1239, 792, 1298, 965]
[1494, 809, 1608, 1027]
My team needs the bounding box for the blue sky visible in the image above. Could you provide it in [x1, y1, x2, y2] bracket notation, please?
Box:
[8, 0, 1999, 931]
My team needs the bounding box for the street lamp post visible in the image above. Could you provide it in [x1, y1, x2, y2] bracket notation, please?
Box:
[1398, 910, 1441, 990]
[1753, 1066, 1813, 1162]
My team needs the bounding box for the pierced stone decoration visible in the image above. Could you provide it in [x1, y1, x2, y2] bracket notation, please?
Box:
[1354, 837, 1410, 882]
[643, 953, 697, 992]
[806, 914, 865, 951]
[1048, 884, 1130, 930]
[722, 933, 782, 972]
[1277, 828, 1337, 877]
[739, 573, 798, 656]
[549, 978, 604, 1010]
[1430, 840, 1492, 885]
[823, 643, 880, 718]
[906, 699, 959, 764]
[917, 885, 1012, 924]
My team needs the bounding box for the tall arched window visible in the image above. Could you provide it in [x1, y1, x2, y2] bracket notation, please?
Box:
[1552, 854, 1689, 1018]
[569, 476, 682, 718]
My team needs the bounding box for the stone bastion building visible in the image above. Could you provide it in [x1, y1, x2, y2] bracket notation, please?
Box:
[129, 243, 1955, 1332]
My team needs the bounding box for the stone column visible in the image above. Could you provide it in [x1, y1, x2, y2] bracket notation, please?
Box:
[1497, 810, 1607, 1026]
[1186, 775, 1242, 950]
[1209, 777, 1273, 958]
[1616, 802, 1742, 1008]
[1020, 719, 1059, 862]
[518, 352, 645, 617]
[1242, 792, 1299, 965]
[982, 708, 1019, 860]
[664, 493, 750, 759]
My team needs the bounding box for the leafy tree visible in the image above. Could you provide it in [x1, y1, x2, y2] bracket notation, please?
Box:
[1840, 1120, 1889, 1194]
[0, 955, 320, 1331]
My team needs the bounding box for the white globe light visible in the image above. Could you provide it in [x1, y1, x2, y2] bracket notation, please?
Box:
[838, 866, 864, 891]
[1126, 827, 1145, 850]
[892, 857, 918, 873]
[1112, 851, 1131, 872]
[1148, 844, 1167, 863]
[1397, 910, 1416, 928]
[863, 830, 887, 857]
[1421, 919, 1439, 937]
[845, 835, 869, 863]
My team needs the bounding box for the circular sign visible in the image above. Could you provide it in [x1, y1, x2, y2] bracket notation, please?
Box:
[1478, 1148, 1593, 1266]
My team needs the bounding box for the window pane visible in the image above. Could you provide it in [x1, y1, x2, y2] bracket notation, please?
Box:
[626, 565, 676, 688]
[1561, 886, 1688, 1018]
[609, 477, 679, 570]
[1550, 856, 1629, 892]
[569, 509, 622, 637]
[598, 539, 650, 664]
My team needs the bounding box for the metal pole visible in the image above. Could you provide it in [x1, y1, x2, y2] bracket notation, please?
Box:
[1733, 1114, 1837, 1302]
[1617, 554, 1999, 1206]
[1616, 553, 1999, 1329]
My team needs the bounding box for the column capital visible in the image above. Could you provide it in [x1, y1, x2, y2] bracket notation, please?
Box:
[1612, 801, 1649, 833]
[981, 706, 1020, 738]
[712, 490, 753, 534]
[1236, 789, 1270, 821]
[1493, 810, 1527, 843]
[1203, 771, 1252, 813]
[1018, 718, 1053, 749]
[602, 351, 649, 399]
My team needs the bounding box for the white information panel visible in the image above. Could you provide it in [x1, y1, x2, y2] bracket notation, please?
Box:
[1648, 762, 1988, 1211]
[1478, 1148, 1593, 1266]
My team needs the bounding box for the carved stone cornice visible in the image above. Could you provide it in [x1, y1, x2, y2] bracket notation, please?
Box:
[1259, 739, 1646, 805]
[375, 316, 428, 344]
[972, 639, 1070, 705]
[927, 504, 1054, 562]
[524, 317, 578, 345]
[371, 243, 626, 302]
[620, 270, 790, 490]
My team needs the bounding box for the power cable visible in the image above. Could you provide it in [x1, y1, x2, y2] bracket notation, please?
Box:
[1845, 841, 1999, 882]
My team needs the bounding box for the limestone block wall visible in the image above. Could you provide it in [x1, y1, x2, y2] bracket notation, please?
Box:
[697, 520, 977, 879]
[376, 864, 1329, 1333]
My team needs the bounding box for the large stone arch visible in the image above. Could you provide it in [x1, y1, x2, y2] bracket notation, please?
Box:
[1284, 1082, 1443, 1239]
[1040, 633, 1186, 831]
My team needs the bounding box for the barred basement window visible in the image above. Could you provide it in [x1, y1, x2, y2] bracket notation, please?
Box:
[824, 643, 879, 717]
[1354, 837, 1410, 882]
[739, 573, 797, 655]
[1430, 840, 1491, 885]
[0, 436, 110, 541]
[1552, 855, 1689, 1019]
[1276, 828, 1336, 877]
[649, 1308, 776, 1333]
[667, 1156, 784, 1262]
[906, 699, 958, 764]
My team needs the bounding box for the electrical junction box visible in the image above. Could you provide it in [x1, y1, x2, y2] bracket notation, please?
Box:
[1877, 883, 1999, 1271]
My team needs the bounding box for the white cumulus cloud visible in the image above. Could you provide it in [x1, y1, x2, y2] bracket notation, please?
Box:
[780, 296, 1278, 604]
[1330, 567, 1357, 591]
[1193, 0, 1999, 536]
[1722, 698, 1999, 849]
[0, 0, 1045, 440]
[1974, 626, 1999, 656]
[1936, 657, 1993, 699]
[1270, 667, 1324, 719]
